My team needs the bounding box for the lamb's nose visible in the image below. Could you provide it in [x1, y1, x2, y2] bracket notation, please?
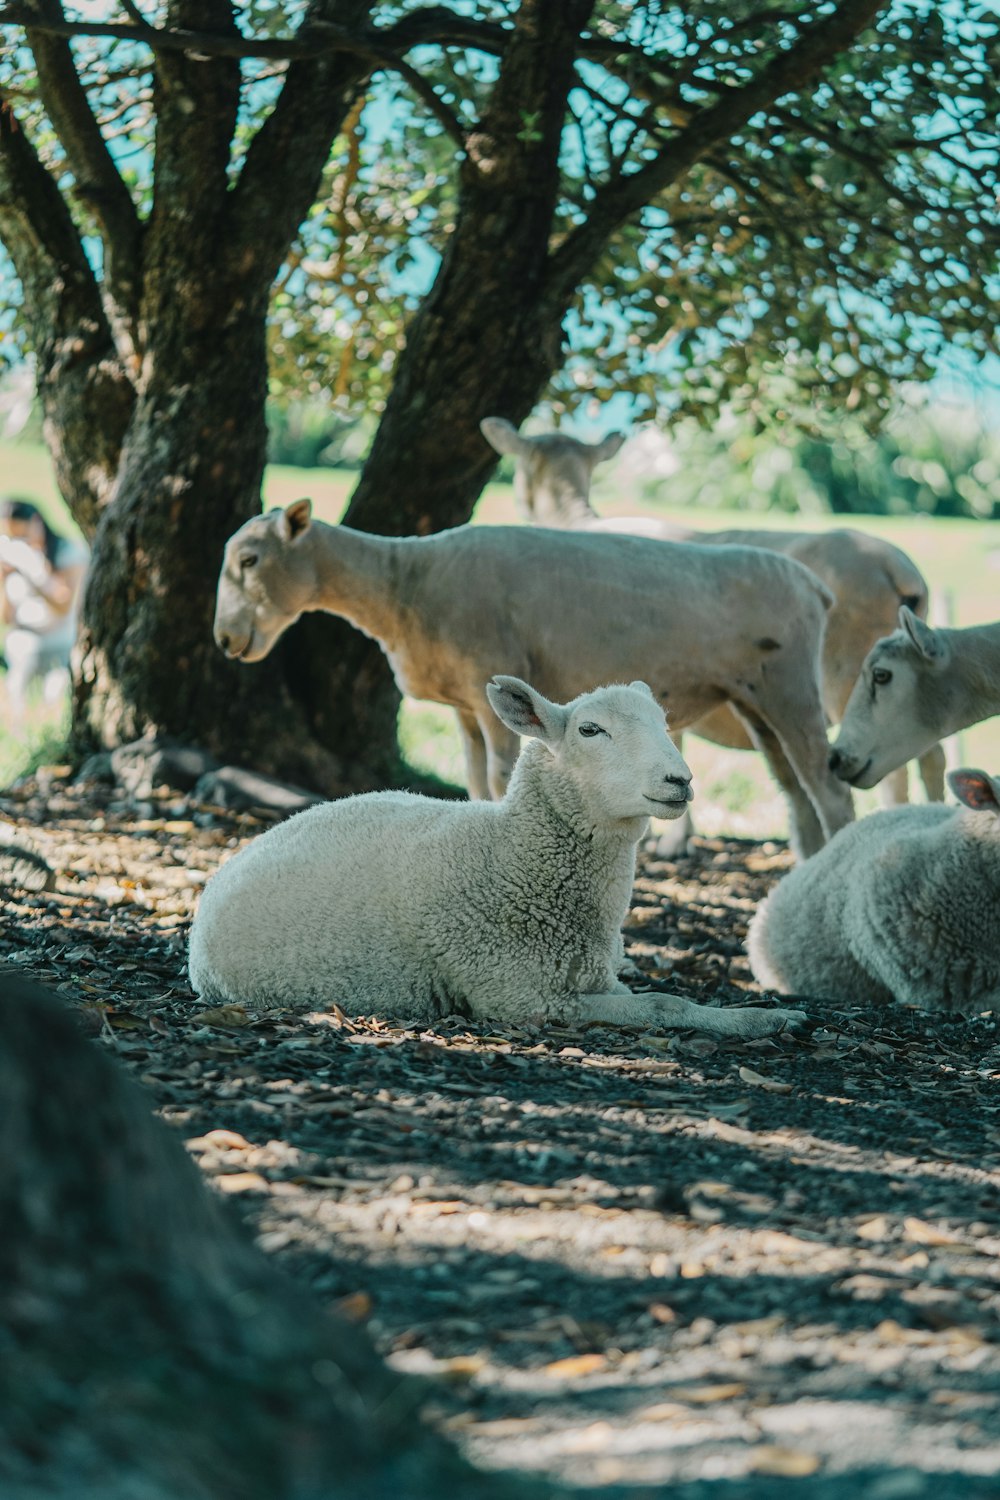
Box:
[665, 773, 693, 802]
[217, 631, 232, 656]
[828, 748, 842, 773]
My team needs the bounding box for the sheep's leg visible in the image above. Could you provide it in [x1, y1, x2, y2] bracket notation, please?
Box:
[566, 989, 806, 1039]
[918, 742, 947, 802]
[879, 765, 910, 807]
[739, 696, 853, 853]
[732, 711, 826, 859]
[478, 714, 521, 801]
[456, 711, 490, 800]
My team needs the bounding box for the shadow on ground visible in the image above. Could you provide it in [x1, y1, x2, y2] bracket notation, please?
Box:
[2, 768, 999, 1495]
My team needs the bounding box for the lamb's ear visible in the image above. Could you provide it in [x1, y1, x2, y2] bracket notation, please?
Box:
[590, 431, 626, 466]
[899, 605, 942, 662]
[276, 498, 313, 543]
[487, 676, 568, 747]
[627, 679, 656, 700]
[947, 768, 1000, 814]
[480, 417, 532, 460]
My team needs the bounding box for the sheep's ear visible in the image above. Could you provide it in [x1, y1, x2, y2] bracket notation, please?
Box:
[948, 768, 1000, 814]
[480, 417, 532, 460]
[590, 431, 626, 466]
[899, 605, 942, 662]
[276, 498, 312, 542]
[627, 679, 656, 701]
[487, 676, 568, 747]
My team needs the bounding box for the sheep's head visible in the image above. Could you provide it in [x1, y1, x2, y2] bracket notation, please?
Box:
[487, 675, 692, 826]
[214, 499, 316, 663]
[829, 605, 950, 788]
[480, 418, 625, 525]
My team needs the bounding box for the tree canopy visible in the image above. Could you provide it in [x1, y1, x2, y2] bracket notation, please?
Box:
[0, 1, 997, 787]
[3, 2, 998, 433]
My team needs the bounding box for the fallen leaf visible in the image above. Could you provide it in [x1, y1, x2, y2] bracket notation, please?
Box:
[563, 1422, 614, 1453]
[410, 1200, 468, 1215]
[542, 1353, 607, 1379]
[105, 1009, 146, 1031]
[738, 1065, 792, 1094]
[648, 1302, 677, 1324]
[749, 1230, 820, 1257]
[750, 1446, 821, 1477]
[187, 1128, 254, 1151]
[730, 1315, 785, 1337]
[190, 1004, 252, 1028]
[333, 1290, 373, 1323]
[634, 1402, 690, 1423]
[213, 1172, 269, 1194]
[856, 1214, 891, 1241]
[903, 1216, 961, 1247]
[875, 1319, 930, 1346]
[438, 1355, 487, 1382]
[669, 1382, 746, 1403]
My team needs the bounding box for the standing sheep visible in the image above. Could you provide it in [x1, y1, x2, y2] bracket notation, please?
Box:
[747, 768, 1000, 1014]
[213, 499, 854, 857]
[830, 607, 1000, 790]
[481, 415, 946, 810]
[190, 677, 804, 1038]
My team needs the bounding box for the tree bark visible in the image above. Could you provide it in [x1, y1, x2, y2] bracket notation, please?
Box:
[60, 4, 386, 790]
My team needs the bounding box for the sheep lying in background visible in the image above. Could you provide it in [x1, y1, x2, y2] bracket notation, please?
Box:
[481, 416, 945, 812]
[830, 607, 1000, 790]
[190, 677, 804, 1038]
[214, 499, 853, 858]
[747, 767, 1000, 1013]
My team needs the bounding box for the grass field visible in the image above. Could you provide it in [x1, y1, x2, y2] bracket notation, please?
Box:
[2, 436, 998, 835]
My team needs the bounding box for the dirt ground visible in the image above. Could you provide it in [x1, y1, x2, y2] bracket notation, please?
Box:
[3, 765, 1000, 1499]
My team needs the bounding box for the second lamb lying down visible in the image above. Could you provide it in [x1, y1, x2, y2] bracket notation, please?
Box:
[189, 678, 804, 1038]
[748, 768, 1000, 1014]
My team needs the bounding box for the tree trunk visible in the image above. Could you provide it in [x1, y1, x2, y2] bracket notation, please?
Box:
[70, 298, 369, 792]
[66, 8, 390, 795]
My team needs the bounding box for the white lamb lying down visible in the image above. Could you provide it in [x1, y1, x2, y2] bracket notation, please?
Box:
[189, 677, 804, 1038]
[748, 768, 1000, 1014]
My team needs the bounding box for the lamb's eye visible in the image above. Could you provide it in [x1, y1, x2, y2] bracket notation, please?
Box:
[239, 554, 258, 572]
[579, 722, 606, 738]
[872, 667, 892, 687]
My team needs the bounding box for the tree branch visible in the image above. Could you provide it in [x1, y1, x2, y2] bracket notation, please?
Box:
[0, 101, 134, 528]
[543, 0, 889, 309]
[146, 0, 241, 287]
[24, 1, 142, 351]
[228, 1, 375, 290]
[0, 2, 502, 62]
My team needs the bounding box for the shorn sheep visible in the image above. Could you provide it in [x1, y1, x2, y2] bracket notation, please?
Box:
[189, 676, 804, 1037]
[480, 416, 946, 811]
[747, 768, 1000, 1014]
[213, 500, 853, 857]
[830, 607, 1000, 791]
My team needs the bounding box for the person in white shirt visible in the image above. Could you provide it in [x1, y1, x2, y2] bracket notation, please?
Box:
[1, 497, 88, 718]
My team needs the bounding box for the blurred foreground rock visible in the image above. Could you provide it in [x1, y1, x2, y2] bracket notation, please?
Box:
[0, 970, 546, 1500]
